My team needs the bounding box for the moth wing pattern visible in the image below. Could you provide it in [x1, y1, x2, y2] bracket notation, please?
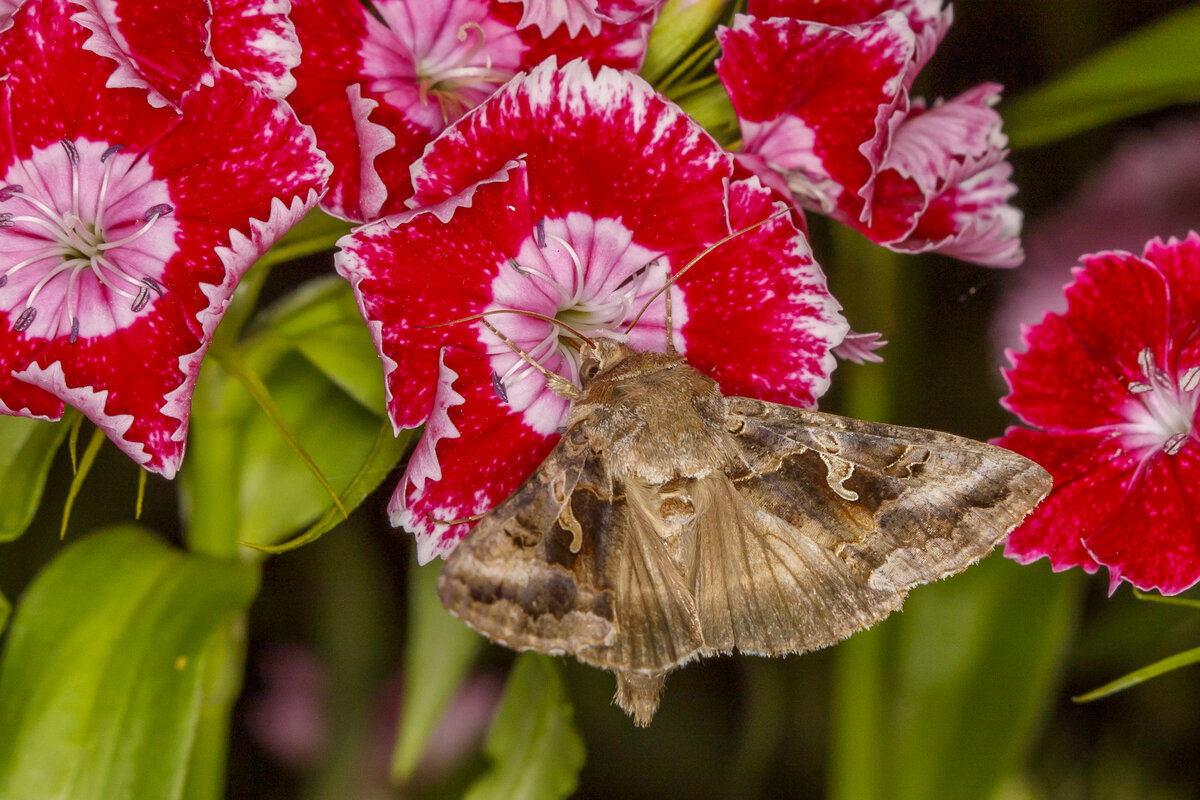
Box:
[691, 396, 1053, 657]
[437, 426, 706, 697]
[436, 428, 618, 656]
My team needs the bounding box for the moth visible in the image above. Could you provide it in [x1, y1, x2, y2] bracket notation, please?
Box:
[437, 335, 1052, 726]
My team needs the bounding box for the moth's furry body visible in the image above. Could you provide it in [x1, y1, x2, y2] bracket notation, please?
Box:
[437, 340, 1051, 725]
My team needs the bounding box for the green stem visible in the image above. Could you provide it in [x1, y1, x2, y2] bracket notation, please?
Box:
[825, 225, 909, 800]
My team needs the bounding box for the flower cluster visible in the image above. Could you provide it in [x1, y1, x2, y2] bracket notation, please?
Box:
[0, 0, 328, 477]
[716, 0, 1022, 266]
[1, 0, 1026, 564]
[999, 233, 1200, 595]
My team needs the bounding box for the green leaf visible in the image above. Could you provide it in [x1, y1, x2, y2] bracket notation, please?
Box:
[248, 275, 385, 413]
[1074, 645, 1200, 703]
[1004, 6, 1200, 147]
[0, 592, 8, 637]
[0, 412, 71, 541]
[0, 526, 259, 800]
[248, 419, 410, 554]
[830, 557, 1084, 800]
[391, 559, 483, 783]
[1132, 588, 1200, 610]
[60, 427, 105, 540]
[236, 354, 392, 548]
[464, 654, 585, 800]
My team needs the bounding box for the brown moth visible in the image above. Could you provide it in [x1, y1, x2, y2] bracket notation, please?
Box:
[436, 335, 1052, 726]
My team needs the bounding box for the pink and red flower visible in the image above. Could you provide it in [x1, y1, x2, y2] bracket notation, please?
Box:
[0, 0, 329, 477]
[337, 60, 848, 562]
[999, 233, 1200, 595]
[70, 0, 300, 105]
[289, 0, 655, 221]
[716, 0, 1022, 266]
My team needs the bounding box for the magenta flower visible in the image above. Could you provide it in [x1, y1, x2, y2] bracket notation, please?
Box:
[0, 0, 329, 477]
[715, 0, 1022, 266]
[289, 0, 654, 221]
[71, 0, 300, 104]
[999, 233, 1200, 595]
[336, 60, 848, 562]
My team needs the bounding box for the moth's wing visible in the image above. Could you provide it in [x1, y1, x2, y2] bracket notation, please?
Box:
[437, 428, 704, 714]
[690, 397, 1052, 657]
[573, 476, 705, 725]
[437, 428, 618, 656]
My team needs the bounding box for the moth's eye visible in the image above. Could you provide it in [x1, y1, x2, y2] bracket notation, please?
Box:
[581, 362, 600, 380]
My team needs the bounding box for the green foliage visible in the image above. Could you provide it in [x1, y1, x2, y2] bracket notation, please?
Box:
[830, 557, 1084, 800]
[0, 591, 8, 637]
[1005, 6, 1200, 147]
[0, 527, 259, 800]
[0, 413, 71, 542]
[392, 559, 484, 782]
[1074, 645, 1200, 703]
[465, 654, 585, 800]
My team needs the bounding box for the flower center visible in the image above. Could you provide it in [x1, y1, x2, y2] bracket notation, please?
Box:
[415, 23, 513, 125]
[482, 214, 686, 434]
[0, 138, 178, 342]
[1118, 348, 1200, 457]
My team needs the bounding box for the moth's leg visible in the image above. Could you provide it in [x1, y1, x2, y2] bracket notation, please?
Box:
[665, 286, 675, 355]
[428, 511, 487, 525]
[480, 318, 581, 399]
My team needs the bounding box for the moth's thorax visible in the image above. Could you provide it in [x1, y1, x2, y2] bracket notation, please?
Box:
[568, 343, 733, 483]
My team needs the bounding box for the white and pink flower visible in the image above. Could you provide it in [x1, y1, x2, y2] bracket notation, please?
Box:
[289, 0, 656, 222]
[0, 0, 329, 477]
[716, 0, 1022, 266]
[337, 60, 848, 562]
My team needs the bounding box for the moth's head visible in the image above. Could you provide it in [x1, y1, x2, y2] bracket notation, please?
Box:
[578, 338, 634, 384]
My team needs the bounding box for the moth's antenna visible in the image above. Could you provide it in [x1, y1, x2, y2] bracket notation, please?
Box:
[624, 209, 788, 336]
[478, 318, 582, 399]
[419, 308, 596, 348]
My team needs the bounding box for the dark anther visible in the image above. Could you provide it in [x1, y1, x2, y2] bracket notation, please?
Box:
[141, 276, 165, 296]
[70, 318, 80, 344]
[0, 213, 13, 227]
[535, 217, 546, 248]
[491, 369, 509, 404]
[0, 275, 7, 288]
[507, 257, 529, 275]
[144, 203, 174, 220]
[101, 144, 125, 162]
[14, 306, 36, 332]
[131, 285, 151, 312]
[0, 185, 22, 201]
[60, 139, 79, 165]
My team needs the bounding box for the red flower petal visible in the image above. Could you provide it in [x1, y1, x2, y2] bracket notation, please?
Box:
[679, 177, 846, 408]
[1083, 448, 1200, 595]
[70, 0, 212, 108]
[996, 426, 1111, 573]
[1004, 253, 1169, 432]
[336, 162, 532, 430]
[210, 0, 300, 99]
[716, 13, 913, 220]
[391, 347, 556, 562]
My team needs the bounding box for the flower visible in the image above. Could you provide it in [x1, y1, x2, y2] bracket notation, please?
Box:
[336, 60, 848, 561]
[715, 0, 1023, 266]
[999, 233, 1200, 595]
[70, 0, 300, 105]
[288, 0, 655, 221]
[499, 0, 666, 37]
[0, 0, 330, 477]
[992, 115, 1200, 360]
